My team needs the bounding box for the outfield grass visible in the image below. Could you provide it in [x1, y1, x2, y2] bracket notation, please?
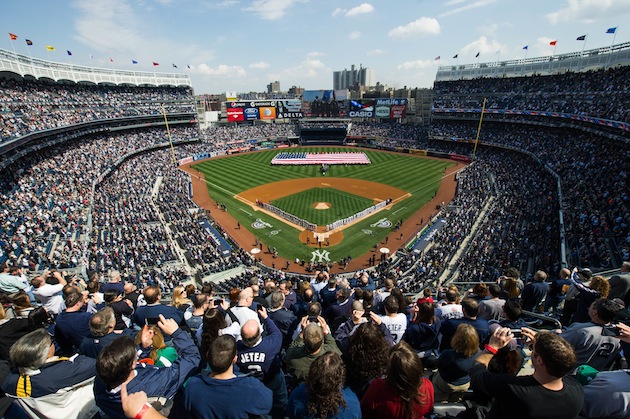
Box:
[191, 147, 453, 263]
[272, 187, 375, 226]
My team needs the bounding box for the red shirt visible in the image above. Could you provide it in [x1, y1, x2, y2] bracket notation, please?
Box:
[361, 376, 434, 419]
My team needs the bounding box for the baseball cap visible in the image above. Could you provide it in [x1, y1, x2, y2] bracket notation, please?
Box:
[578, 268, 593, 280]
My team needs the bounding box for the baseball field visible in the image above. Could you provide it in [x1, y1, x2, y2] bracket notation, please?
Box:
[187, 147, 454, 265]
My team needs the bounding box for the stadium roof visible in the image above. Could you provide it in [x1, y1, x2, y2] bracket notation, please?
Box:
[0, 48, 191, 87]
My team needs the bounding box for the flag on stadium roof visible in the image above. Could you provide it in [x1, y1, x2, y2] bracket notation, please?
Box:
[109, 57, 114, 62]
[452, 54, 458, 58]
[153, 62, 159, 66]
[187, 65, 191, 69]
[434, 56, 440, 61]
[132, 60, 138, 64]
[9, 33, 17, 41]
[25, 39, 33, 46]
[522, 45, 528, 50]
[549, 40, 557, 46]
[576, 35, 586, 41]
[46, 45, 55, 51]
[606, 27, 617, 34]
[172, 63, 178, 68]
[475, 52, 480, 57]
[67, 50, 72, 56]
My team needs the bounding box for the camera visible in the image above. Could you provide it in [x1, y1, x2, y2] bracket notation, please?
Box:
[308, 315, 319, 323]
[510, 329, 524, 338]
[145, 317, 160, 327]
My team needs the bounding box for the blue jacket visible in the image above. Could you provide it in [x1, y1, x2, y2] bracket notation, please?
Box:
[236, 317, 282, 380]
[179, 374, 272, 418]
[54, 310, 93, 356]
[286, 384, 361, 419]
[94, 328, 200, 419]
[79, 330, 135, 359]
[3, 354, 95, 398]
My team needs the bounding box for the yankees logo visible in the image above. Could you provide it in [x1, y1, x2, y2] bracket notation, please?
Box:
[370, 218, 392, 228]
[310, 249, 331, 263]
[252, 218, 273, 229]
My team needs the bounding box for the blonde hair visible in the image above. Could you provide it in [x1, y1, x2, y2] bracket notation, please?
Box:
[170, 285, 192, 310]
[135, 326, 166, 363]
[451, 323, 479, 358]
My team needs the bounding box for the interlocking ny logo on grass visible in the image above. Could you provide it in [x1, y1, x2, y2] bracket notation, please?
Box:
[370, 218, 392, 228]
[310, 249, 331, 263]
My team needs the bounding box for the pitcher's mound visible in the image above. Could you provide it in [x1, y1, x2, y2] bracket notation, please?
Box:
[313, 202, 331, 210]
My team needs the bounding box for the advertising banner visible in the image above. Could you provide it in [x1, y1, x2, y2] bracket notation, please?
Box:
[390, 105, 407, 118]
[259, 107, 277, 120]
[275, 100, 303, 119]
[226, 108, 244, 122]
[348, 100, 375, 118]
[244, 107, 260, 120]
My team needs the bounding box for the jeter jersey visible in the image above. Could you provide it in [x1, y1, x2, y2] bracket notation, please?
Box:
[379, 313, 408, 344]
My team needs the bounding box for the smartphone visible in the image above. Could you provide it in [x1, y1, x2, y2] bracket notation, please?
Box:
[308, 315, 319, 323]
[213, 298, 223, 305]
[145, 317, 160, 327]
[602, 325, 621, 337]
[256, 303, 263, 311]
[510, 329, 524, 338]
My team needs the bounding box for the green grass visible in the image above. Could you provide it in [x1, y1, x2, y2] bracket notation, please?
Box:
[272, 187, 375, 226]
[191, 147, 453, 263]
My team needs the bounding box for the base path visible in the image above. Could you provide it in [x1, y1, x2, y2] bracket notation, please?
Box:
[180, 153, 463, 275]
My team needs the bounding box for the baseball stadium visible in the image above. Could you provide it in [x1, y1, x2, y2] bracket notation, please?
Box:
[0, 23, 629, 419]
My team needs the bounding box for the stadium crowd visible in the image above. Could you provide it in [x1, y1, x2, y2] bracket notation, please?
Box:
[0, 265, 629, 418]
[432, 65, 630, 123]
[0, 79, 195, 142]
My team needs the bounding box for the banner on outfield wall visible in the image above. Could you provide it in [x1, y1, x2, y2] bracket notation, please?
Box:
[409, 149, 428, 156]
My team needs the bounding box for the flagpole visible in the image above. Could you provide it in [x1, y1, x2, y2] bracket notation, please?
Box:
[471, 98, 486, 163]
[162, 103, 177, 166]
[8, 36, 24, 76]
[610, 27, 618, 48]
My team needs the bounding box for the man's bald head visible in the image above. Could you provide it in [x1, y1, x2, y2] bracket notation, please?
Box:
[241, 319, 261, 348]
[238, 287, 254, 306]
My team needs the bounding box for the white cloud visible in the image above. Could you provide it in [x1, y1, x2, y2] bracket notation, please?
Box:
[367, 48, 386, 56]
[439, 0, 497, 18]
[346, 3, 375, 17]
[546, 0, 630, 24]
[196, 63, 247, 77]
[307, 51, 324, 57]
[332, 7, 345, 17]
[460, 36, 503, 56]
[249, 61, 270, 69]
[349, 31, 362, 40]
[388, 17, 441, 38]
[243, 0, 297, 20]
[269, 57, 329, 81]
[397, 59, 436, 70]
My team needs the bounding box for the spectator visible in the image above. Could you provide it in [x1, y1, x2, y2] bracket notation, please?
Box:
[469, 327, 583, 419]
[439, 297, 489, 352]
[286, 316, 341, 386]
[178, 335, 272, 418]
[608, 261, 630, 305]
[31, 271, 67, 316]
[79, 307, 131, 359]
[560, 298, 622, 371]
[267, 290, 299, 349]
[104, 290, 134, 331]
[520, 270, 549, 312]
[379, 295, 408, 344]
[402, 302, 440, 369]
[361, 341, 434, 419]
[184, 293, 210, 336]
[94, 314, 200, 418]
[102, 270, 125, 295]
[135, 326, 179, 367]
[54, 290, 92, 356]
[478, 283, 506, 321]
[286, 351, 361, 419]
[170, 286, 192, 312]
[433, 323, 481, 402]
[3, 329, 98, 418]
[544, 268, 572, 313]
[133, 286, 183, 334]
[435, 289, 463, 321]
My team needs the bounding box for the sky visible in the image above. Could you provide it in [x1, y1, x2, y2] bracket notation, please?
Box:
[2, 0, 630, 95]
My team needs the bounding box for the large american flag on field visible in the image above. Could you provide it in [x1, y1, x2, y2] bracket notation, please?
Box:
[271, 152, 371, 165]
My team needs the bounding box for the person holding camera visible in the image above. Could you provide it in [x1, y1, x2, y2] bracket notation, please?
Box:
[286, 314, 340, 387]
[30, 270, 67, 316]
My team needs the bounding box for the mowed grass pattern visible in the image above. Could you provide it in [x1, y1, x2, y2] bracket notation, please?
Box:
[272, 188, 375, 226]
[191, 147, 453, 262]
